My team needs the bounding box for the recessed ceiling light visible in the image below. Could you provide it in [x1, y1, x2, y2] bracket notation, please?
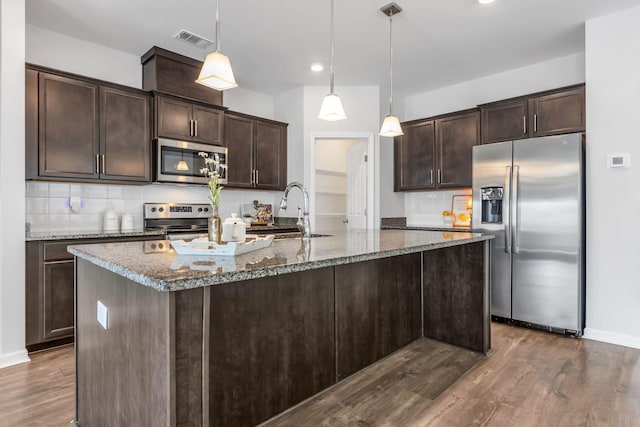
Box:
[311, 63, 324, 72]
[478, 0, 495, 4]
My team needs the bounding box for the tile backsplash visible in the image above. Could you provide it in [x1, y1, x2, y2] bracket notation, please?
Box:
[404, 189, 472, 227]
[26, 181, 280, 233]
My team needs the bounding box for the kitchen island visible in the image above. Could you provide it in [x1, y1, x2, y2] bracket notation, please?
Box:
[69, 229, 493, 426]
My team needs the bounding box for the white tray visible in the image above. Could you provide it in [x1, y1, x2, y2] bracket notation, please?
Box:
[170, 235, 274, 256]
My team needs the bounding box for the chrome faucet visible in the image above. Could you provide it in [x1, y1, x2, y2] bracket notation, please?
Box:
[279, 182, 311, 239]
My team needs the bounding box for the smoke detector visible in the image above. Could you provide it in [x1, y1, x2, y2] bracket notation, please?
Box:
[173, 30, 215, 49]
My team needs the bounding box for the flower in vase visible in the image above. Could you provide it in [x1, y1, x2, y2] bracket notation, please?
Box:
[198, 152, 224, 208]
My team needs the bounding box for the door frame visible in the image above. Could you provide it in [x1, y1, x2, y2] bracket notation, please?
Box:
[309, 132, 376, 231]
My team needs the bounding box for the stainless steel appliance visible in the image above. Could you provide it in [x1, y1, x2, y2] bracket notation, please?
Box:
[472, 133, 585, 335]
[154, 138, 227, 185]
[144, 202, 211, 242]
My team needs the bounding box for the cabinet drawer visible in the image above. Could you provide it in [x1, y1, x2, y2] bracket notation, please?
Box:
[44, 242, 74, 262]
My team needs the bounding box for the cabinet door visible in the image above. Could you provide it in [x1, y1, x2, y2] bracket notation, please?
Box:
[254, 121, 286, 190]
[100, 86, 151, 182]
[224, 114, 255, 188]
[530, 86, 585, 137]
[394, 120, 436, 191]
[156, 96, 192, 141]
[39, 73, 99, 179]
[481, 99, 528, 144]
[436, 111, 480, 188]
[43, 261, 75, 340]
[192, 104, 224, 145]
[26, 68, 39, 179]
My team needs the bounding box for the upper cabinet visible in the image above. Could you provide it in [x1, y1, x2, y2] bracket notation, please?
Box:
[394, 110, 480, 192]
[155, 95, 224, 146]
[224, 112, 287, 191]
[480, 84, 585, 144]
[26, 65, 151, 183]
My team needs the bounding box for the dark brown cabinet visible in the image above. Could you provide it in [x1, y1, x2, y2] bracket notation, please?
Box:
[224, 112, 287, 190]
[26, 235, 161, 351]
[26, 66, 152, 184]
[480, 84, 585, 144]
[100, 86, 151, 181]
[155, 95, 224, 146]
[394, 109, 480, 191]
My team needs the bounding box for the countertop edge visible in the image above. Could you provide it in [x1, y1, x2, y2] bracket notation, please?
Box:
[26, 230, 166, 242]
[69, 233, 493, 292]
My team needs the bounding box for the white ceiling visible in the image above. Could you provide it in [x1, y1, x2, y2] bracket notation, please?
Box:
[26, 0, 640, 97]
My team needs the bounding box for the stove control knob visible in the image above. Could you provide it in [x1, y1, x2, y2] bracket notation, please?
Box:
[158, 243, 164, 250]
[204, 207, 209, 213]
[159, 207, 164, 213]
[151, 207, 156, 212]
[198, 207, 203, 212]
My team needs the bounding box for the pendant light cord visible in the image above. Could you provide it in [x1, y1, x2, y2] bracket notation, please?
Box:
[388, 13, 394, 116]
[216, 0, 221, 52]
[330, 0, 335, 94]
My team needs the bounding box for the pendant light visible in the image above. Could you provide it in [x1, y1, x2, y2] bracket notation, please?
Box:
[379, 3, 403, 137]
[175, 150, 190, 171]
[196, 0, 238, 90]
[318, 0, 347, 121]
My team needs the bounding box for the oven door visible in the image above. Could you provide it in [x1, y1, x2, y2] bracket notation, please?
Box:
[154, 138, 228, 184]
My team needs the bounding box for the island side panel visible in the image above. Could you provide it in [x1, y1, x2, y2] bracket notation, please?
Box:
[207, 267, 336, 426]
[76, 259, 173, 427]
[335, 253, 422, 380]
[174, 288, 204, 426]
[423, 241, 491, 353]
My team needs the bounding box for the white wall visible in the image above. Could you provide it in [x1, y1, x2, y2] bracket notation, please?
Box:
[224, 87, 274, 119]
[0, 0, 29, 368]
[402, 52, 586, 227]
[583, 5, 640, 348]
[404, 52, 585, 120]
[26, 24, 141, 88]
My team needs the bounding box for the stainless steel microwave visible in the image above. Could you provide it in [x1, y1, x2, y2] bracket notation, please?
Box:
[154, 138, 228, 185]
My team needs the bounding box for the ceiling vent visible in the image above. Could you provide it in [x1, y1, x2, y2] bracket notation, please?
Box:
[173, 30, 215, 49]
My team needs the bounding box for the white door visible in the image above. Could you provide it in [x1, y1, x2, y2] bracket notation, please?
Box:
[346, 141, 368, 229]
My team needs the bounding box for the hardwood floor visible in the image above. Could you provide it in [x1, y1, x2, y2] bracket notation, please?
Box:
[0, 345, 74, 426]
[1, 324, 639, 426]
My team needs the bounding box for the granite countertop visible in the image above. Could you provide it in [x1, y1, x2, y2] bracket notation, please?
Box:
[381, 225, 476, 232]
[69, 229, 493, 292]
[26, 229, 166, 242]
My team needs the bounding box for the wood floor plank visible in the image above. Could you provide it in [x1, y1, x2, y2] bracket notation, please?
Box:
[2, 324, 640, 427]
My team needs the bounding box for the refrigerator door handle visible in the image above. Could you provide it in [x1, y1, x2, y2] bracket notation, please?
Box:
[512, 165, 520, 254]
[504, 166, 512, 254]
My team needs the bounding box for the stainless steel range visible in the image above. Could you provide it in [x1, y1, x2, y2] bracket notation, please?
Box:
[144, 202, 212, 241]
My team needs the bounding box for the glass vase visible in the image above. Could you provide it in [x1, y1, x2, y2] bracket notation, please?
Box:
[208, 206, 222, 244]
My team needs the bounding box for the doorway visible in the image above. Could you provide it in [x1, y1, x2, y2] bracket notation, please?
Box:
[310, 134, 375, 231]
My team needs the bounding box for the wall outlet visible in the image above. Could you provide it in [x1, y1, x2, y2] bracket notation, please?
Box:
[97, 300, 108, 330]
[607, 153, 630, 168]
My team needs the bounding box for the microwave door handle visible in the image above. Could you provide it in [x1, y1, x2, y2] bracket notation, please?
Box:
[504, 166, 511, 254]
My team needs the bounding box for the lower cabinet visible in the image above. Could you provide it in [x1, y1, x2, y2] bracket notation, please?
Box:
[26, 236, 161, 351]
[335, 253, 422, 379]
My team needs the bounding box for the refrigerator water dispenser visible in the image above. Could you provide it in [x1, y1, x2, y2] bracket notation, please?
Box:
[481, 187, 503, 224]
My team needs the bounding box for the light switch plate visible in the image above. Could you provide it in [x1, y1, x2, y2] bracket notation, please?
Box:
[607, 153, 630, 168]
[97, 300, 108, 330]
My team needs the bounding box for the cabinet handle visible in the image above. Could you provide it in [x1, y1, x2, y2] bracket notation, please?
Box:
[429, 169, 433, 185]
[101, 154, 105, 174]
[251, 170, 255, 184]
[437, 169, 442, 184]
[95, 154, 100, 174]
[534, 113, 537, 133]
[189, 120, 193, 137]
[194, 120, 198, 137]
[255, 170, 259, 185]
[523, 116, 527, 134]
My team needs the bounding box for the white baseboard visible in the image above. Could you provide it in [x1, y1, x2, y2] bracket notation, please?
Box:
[583, 328, 640, 350]
[0, 349, 30, 369]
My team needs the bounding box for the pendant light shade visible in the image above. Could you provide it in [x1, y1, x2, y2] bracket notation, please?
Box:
[196, 0, 238, 91]
[380, 115, 404, 137]
[318, 94, 347, 121]
[318, 0, 347, 121]
[379, 3, 403, 137]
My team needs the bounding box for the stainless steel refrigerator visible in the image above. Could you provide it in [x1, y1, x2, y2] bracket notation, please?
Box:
[472, 133, 585, 335]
